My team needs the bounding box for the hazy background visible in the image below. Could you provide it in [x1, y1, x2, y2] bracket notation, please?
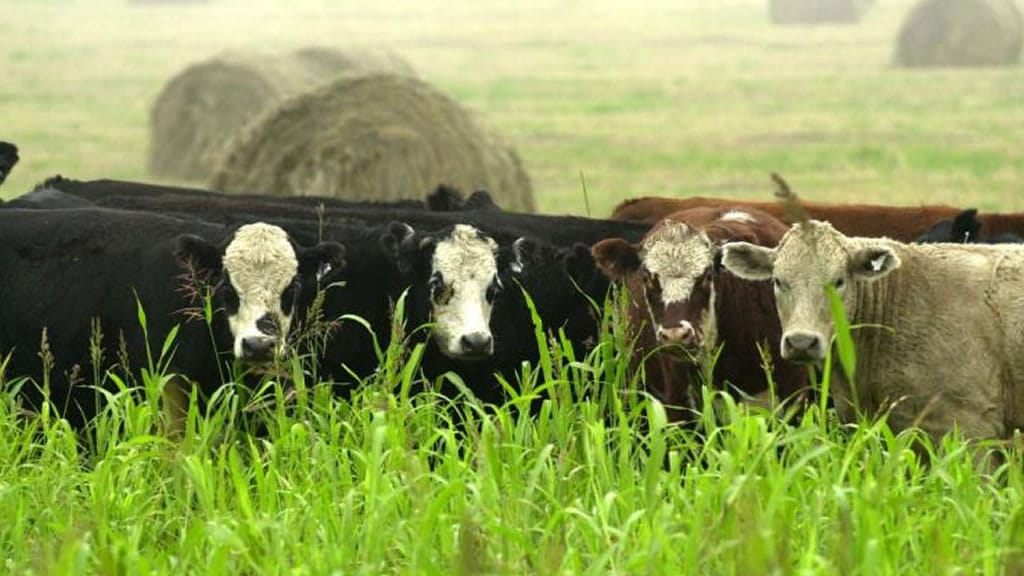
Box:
[1, 0, 1021, 215]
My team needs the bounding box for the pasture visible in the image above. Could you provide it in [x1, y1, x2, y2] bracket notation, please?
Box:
[2, 0, 1024, 573]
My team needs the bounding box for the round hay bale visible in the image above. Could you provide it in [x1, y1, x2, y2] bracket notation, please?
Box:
[895, 0, 1023, 67]
[769, 0, 870, 24]
[208, 73, 535, 212]
[148, 47, 415, 180]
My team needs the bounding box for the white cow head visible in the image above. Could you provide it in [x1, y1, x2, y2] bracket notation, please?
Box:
[382, 222, 527, 360]
[175, 222, 346, 363]
[721, 220, 900, 363]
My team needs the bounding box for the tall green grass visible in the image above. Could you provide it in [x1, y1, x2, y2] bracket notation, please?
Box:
[0, 288, 1022, 574]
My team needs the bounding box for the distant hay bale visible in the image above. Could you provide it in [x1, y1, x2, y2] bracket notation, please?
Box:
[148, 47, 415, 180]
[208, 73, 536, 212]
[895, 0, 1023, 67]
[769, 0, 871, 24]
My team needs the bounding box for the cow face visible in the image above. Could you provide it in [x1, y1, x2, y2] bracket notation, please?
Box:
[722, 220, 899, 364]
[592, 220, 717, 352]
[175, 223, 346, 363]
[382, 222, 525, 360]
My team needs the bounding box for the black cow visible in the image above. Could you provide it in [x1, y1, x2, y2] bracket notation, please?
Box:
[21, 180, 649, 405]
[0, 208, 343, 429]
[29, 176, 499, 213]
[917, 208, 1024, 244]
[0, 141, 18, 189]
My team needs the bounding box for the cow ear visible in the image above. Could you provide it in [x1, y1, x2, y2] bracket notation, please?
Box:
[500, 237, 535, 276]
[380, 221, 415, 254]
[849, 245, 900, 280]
[174, 234, 223, 278]
[720, 241, 773, 281]
[952, 209, 982, 242]
[590, 238, 640, 280]
[298, 241, 347, 283]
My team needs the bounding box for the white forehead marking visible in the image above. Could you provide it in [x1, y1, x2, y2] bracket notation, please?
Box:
[720, 210, 756, 224]
[641, 221, 714, 303]
[223, 223, 298, 293]
[432, 224, 499, 279]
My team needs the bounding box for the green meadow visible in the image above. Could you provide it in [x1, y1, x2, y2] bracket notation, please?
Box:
[1, 0, 1024, 573]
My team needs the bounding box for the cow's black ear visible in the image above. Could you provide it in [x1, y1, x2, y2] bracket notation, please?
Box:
[299, 241, 347, 283]
[512, 237, 538, 275]
[174, 234, 223, 278]
[952, 209, 982, 242]
[380, 221, 415, 254]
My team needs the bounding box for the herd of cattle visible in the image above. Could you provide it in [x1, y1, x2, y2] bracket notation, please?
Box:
[2, 140, 1024, 449]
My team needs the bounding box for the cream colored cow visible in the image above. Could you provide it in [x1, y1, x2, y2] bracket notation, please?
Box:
[722, 219, 1024, 445]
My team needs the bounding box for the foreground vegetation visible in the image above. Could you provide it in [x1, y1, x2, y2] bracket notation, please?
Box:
[1, 294, 1022, 574]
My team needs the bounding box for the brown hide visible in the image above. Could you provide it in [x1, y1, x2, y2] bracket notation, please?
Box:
[595, 207, 807, 422]
[610, 196, 975, 242]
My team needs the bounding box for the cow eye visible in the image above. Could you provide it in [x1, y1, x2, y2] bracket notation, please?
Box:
[833, 277, 845, 289]
[429, 273, 452, 303]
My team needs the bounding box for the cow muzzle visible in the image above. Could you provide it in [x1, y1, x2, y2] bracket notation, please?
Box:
[657, 322, 700, 348]
[240, 335, 279, 363]
[449, 331, 494, 360]
[781, 331, 825, 363]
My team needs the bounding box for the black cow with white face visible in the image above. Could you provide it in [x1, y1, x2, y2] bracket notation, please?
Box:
[0, 208, 343, 429]
[13, 179, 649, 405]
[381, 222, 525, 360]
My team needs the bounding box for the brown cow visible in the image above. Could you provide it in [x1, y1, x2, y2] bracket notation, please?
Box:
[591, 206, 807, 422]
[609, 195, 1015, 243]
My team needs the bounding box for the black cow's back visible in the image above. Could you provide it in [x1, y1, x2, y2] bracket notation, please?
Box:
[0, 208, 233, 428]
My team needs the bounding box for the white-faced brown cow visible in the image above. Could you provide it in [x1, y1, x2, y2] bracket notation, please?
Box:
[591, 207, 807, 422]
[722, 219, 1024, 448]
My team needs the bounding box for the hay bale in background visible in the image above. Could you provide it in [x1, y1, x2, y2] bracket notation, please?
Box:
[895, 0, 1023, 67]
[769, 0, 872, 25]
[208, 73, 536, 212]
[148, 47, 415, 180]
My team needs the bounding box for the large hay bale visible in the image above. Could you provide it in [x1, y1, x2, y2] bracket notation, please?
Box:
[208, 73, 536, 212]
[895, 0, 1023, 67]
[148, 47, 415, 180]
[769, 0, 871, 24]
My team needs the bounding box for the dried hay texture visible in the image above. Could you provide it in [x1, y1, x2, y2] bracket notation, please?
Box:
[148, 47, 415, 180]
[895, 0, 1023, 67]
[208, 73, 535, 212]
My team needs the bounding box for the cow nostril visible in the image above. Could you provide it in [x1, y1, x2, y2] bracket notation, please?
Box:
[459, 332, 493, 356]
[241, 336, 276, 361]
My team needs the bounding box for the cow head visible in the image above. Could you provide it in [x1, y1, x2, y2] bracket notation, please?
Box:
[592, 220, 718, 353]
[381, 222, 526, 360]
[917, 209, 981, 244]
[722, 220, 899, 364]
[175, 222, 346, 363]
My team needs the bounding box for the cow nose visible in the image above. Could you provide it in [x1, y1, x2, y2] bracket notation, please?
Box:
[782, 332, 823, 361]
[658, 324, 698, 346]
[459, 332, 494, 357]
[241, 336, 277, 362]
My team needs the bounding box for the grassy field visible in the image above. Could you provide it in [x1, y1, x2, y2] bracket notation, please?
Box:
[1, 0, 1022, 214]
[3, 0, 1024, 573]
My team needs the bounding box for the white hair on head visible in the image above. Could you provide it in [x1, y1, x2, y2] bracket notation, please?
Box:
[720, 210, 757, 224]
[430, 224, 500, 358]
[641, 220, 714, 303]
[223, 223, 299, 358]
